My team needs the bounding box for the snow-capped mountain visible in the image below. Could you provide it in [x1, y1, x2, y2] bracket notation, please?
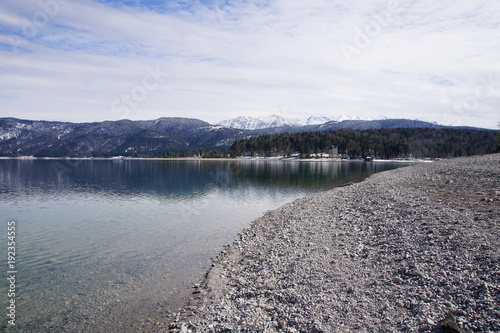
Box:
[0, 116, 454, 158]
[218, 115, 363, 129]
[306, 115, 365, 124]
[218, 115, 303, 130]
[304, 116, 334, 125]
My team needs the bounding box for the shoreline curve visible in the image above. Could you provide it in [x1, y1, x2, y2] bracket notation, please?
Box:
[168, 154, 499, 332]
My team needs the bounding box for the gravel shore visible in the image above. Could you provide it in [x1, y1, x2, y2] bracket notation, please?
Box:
[169, 154, 499, 332]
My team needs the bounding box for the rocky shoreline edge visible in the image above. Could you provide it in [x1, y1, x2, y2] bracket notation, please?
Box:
[168, 154, 499, 332]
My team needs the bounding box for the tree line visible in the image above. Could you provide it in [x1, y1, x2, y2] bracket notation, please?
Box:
[230, 128, 498, 159]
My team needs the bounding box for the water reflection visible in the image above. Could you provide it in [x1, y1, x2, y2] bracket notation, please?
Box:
[1, 159, 393, 197]
[0, 159, 407, 332]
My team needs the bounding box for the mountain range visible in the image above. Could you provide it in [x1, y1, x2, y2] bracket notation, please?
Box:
[0, 115, 487, 157]
[0, 117, 244, 157]
[217, 115, 361, 130]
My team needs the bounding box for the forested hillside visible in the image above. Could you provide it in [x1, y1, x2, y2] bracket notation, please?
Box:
[230, 128, 498, 159]
[0, 117, 245, 157]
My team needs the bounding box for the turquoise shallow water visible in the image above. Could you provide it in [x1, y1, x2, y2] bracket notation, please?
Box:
[0, 159, 408, 332]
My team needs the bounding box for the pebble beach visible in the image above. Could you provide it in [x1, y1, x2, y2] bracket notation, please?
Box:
[169, 154, 499, 332]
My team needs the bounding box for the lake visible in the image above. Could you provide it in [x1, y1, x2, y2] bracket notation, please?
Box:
[0, 158, 409, 332]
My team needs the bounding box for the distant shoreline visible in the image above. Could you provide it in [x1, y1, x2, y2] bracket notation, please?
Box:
[0, 156, 434, 163]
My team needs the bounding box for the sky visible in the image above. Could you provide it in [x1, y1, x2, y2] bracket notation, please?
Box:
[0, 0, 499, 128]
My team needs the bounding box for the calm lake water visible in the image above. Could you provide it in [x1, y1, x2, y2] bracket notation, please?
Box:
[0, 159, 409, 332]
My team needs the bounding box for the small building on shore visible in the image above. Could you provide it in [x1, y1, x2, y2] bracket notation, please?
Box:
[329, 146, 340, 159]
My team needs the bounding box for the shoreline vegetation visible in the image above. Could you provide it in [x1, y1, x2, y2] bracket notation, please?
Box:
[168, 154, 499, 332]
[1, 118, 497, 159]
[0, 156, 433, 163]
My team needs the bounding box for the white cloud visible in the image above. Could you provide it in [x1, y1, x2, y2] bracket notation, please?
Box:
[0, 0, 499, 128]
